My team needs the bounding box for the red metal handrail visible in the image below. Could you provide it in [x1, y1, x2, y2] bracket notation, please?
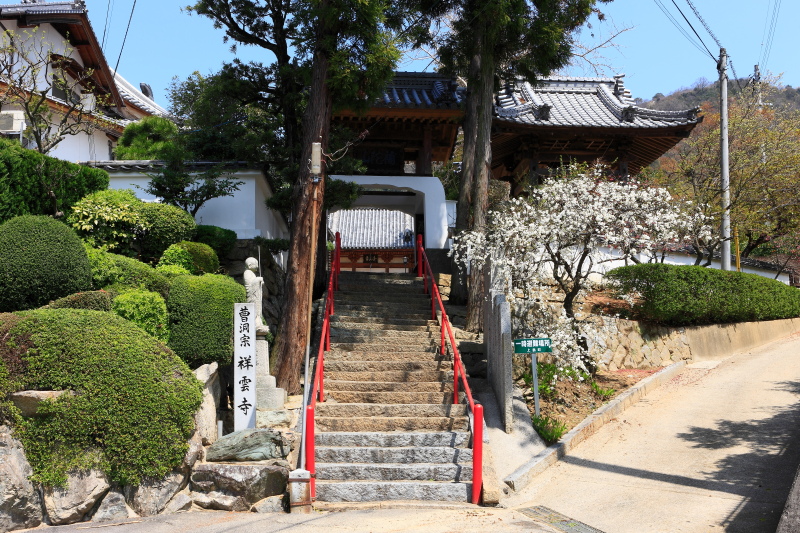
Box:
[416, 235, 484, 504]
[304, 232, 341, 498]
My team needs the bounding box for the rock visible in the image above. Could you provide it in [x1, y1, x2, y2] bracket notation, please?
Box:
[43, 469, 110, 525]
[192, 491, 248, 512]
[206, 429, 290, 462]
[255, 410, 293, 429]
[90, 489, 137, 523]
[162, 489, 193, 514]
[193, 363, 221, 446]
[0, 426, 43, 531]
[251, 494, 285, 513]
[184, 431, 204, 469]
[191, 463, 288, 506]
[124, 469, 188, 517]
[9, 390, 71, 417]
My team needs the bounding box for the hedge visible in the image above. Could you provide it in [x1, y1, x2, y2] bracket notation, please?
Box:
[0, 138, 109, 224]
[66, 189, 145, 255]
[194, 225, 237, 259]
[137, 202, 196, 261]
[0, 216, 92, 312]
[42, 291, 113, 312]
[160, 241, 219, 275]
[0, 309, 202, 486]
[112, 290, 169, 342]
[85, 246, 170, 299]
[607, 263, 800, 326]
[167, 274, 246, 367]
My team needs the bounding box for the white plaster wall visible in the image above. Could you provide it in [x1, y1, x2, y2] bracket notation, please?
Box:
[331, 175, 448, 249]
[107, 169, 288, 240]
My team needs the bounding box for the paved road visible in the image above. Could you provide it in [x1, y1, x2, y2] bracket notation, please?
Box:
[504, 332, 800, 532]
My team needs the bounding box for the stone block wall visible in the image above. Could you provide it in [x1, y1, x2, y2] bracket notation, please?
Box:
[590, 318, 692, 371]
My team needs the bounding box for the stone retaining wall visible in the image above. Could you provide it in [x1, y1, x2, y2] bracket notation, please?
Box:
[591, 318, 692, 371]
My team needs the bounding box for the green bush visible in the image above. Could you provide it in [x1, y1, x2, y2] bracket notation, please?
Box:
[194, 225, 237, 259]
[85, 246, 170, 299]
[112, 290, 169, 342]
[42, 291, 113, 312]
[167, 274, 246, 367]
[158, 245, 194, 273]
[137, 202, 196, 261]
[115, 116, 179, 160]
[160, 241, 219, 274]
[66, 189, 146, 255]
[0, 216, 92, 312]
[607, 264, 800, 326]
[155, 264, 192, 278]
[0, 309, 202, 486]
[0, 138, 109, 224]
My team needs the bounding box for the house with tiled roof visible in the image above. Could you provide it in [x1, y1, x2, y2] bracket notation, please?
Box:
[328, 72, 702, 270]
[0, 0, 166, 162]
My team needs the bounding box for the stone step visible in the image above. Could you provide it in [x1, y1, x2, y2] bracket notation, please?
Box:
[324, 391, 459, 404]
[338, 272, 418, 282]
[315, 431, 470, 448]
[323, 360, 451, 373]
[334, 308, 427, 320]
[315, 446, 472, 464]
[324, 370, 452, 383]
[336, 291, 429, 303]
[315, 403, 467, 418]
[329, 321, 433, 332]
[315, 416, 469, 432]
[314, 480, 471, 502]
[330, 316, 435, 327]
[324, 380, 453, 393]
[316, 463, 473, 482]
[325, 350, 450, 362]
[335, 302, 431, 314]
[330, 342, 438, 353]
[330, 328, 438, 340]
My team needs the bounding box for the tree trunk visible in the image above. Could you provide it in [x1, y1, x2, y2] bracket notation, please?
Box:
[449, 52, 481, 306]
[464, 50, 495, 332]
[272, 36, 333, 395]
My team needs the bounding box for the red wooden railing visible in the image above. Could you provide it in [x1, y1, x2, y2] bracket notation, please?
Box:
[416, 235, 484, 504]
[304, 232, 341, 498]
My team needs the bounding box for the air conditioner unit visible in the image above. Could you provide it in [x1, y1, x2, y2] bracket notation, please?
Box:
[0, 111, 26, 133]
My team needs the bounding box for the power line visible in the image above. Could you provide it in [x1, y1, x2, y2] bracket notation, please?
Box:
[668, 0, 715, 61]
[100, 0, 114, 51]
[760, 0, 782, 72]
[651, 0, 708, 58]
[684, 0, 721, 48]
[112, 0, 137, 80]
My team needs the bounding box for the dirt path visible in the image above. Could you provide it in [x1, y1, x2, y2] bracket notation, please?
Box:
[504, 331, 800, 532]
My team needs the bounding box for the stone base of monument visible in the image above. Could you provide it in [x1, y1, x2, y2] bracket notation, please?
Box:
[255, 335, 288, 414]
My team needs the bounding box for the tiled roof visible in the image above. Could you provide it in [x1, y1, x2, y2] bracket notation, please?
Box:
[82, 160, 252, 171]
[111, 69, 168, 117]
[495, 75, 700, 129]
[328, 208, 415, 249]
[0, 1, 85, 15]
[377, 72, 464, 110]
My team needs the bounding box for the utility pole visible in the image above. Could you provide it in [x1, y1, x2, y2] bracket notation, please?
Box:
[718, 48, 731, 271]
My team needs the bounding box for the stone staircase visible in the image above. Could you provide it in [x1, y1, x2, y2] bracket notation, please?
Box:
[314, 271, 473, 502]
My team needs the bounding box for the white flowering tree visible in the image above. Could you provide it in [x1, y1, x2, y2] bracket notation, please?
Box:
[452, 165, 710, 374]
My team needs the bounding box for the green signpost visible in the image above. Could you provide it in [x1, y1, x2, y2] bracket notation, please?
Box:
[514, 338, 551, 417]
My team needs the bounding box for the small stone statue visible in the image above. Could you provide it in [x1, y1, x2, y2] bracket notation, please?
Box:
[244, 257, 270, 335]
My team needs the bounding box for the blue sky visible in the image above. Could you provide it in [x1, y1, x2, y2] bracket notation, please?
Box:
[88, 0, 798, 109]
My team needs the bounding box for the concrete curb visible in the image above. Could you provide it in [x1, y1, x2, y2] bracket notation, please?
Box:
[503, 360, 687, 492]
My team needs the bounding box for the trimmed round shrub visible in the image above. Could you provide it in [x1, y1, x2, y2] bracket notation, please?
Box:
[42, 291, 113, 312]
[66, 189, 146, 255]
[85, 246, 170, 299]
[0, 309, 202, 486]
[160, 241, 219, 275]
[138, 202, 196, 261]
[112, 290, 169, 342]
[608, 263, 800, 326]
[0, 216, 92, 312]
[195, 225, 237, 259]
[158, 245, 194, 273]
[167, 274, 246, 367]
[155, 264, 192, 278]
